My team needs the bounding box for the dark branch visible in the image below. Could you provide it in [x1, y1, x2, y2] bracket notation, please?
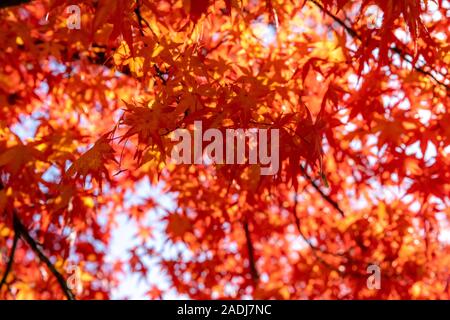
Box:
[300, 165, 345, 217]
[13, 214, 76, 300]
[0, 227, 19, 291]
[291, 186, 396, 280]
[290, 187, 371, 279]
[308, 0, 450, 92]
[292, 191, 342, 274]
[0, 179, 75, 300]
[243, 219, 259, 284]
[0, 0, 31, 9]
[292, 191, 345, 258]
[290, 187, 346, 276]
[134, 1, 159, 40]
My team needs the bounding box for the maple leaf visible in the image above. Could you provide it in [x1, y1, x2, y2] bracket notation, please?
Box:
[166, 212, 192, 240]
[66, 135, 116, 189]
[183, 0, 210, 23]
[0, 0, 448, 301]
[0, 143, 42, 175]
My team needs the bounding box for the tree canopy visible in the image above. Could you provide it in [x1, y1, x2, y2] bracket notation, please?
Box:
[0, 0, 449, 299]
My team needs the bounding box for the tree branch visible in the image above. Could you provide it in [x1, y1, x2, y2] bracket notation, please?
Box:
[290, 187, 372, 279]
[300, 165, 345, 217]
[0, 0, 31, 9]
[0, 227, 19, 291]
[134, 1, 159, 40]
[291, 190, 345, 274]
[1, 216, 76, 298]
[1, 180, 75, 300]
[243, 219, 259, 284]
[308, 0, 450, 92]
[292, 192, 346, 258]
[1, 177, 76, 301]
[13, 214, 76, 300]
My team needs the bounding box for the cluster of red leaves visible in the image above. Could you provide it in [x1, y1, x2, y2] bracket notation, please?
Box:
[0, 0, 449, 299]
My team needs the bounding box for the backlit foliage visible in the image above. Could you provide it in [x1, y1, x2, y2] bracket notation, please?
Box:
[0, 0, 449, 299]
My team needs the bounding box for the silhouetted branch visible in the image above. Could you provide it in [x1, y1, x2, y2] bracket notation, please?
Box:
[243, 219, 259, 284]
[134, 1, 159, 40]
[0, 227, 19, 291]
[308, 0, 450, 92]
[290, 187, 370, 279]
[300, 165, 345, 217]
[13, 214, 76, 300]
[0, 0, 31, 9]
[292, 191, 345, 258]
[1, 180, 75, 300]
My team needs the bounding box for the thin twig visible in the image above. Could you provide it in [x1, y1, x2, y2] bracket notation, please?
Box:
[0, 0, 30, 9]
[292, 193, 345, 258]
[0, 179, 75, 300]
[300, 165, 345, 217]
[134, 1, 159, 41]
[243, 219, 259, 284]
[13, 214, 76, 300]
[290, 187, 369, 278]
[0, 229, 19, 291]
[308, 0, 450, 92]
[292, 194, 342, 274]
